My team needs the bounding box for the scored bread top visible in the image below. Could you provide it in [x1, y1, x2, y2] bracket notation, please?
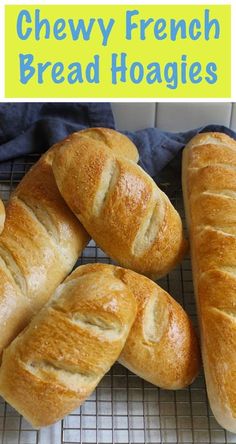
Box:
[0, 264, 137, 428]
[79, 127, 139, 163]
[72, 263, 200, 390]
[0, 128, 139, 355]
[182, 131, 236, 432]
[0, 147, 89, 354]
[53, 131, 186, 279]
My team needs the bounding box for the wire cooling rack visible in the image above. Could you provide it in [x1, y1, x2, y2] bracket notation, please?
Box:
[0, 154, 236, 444]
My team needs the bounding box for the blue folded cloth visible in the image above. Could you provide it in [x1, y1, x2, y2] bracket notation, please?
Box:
[0, 103, 114, 171]
[0, 103, 235, 188]
[0, 103, 115, 181]
[125, 124, 236, 196]
[125, 125, 236, 176]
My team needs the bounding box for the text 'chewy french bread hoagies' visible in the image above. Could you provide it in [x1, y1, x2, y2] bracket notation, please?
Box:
[0, 198, 5, 234]
[182, 132, 236, 432]
[71, 264, 200, 390]
[0, 128, 138, 355]
[52, 132, 187, 279]
[0, 266, 137, 428]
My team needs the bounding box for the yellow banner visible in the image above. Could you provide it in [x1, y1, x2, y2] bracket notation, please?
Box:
[5, 4, 231, 98]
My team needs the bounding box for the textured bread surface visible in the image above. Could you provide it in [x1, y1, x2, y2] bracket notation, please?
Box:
[0, 198, 5, 234]
[182, 132, 236, 432]
[53, 132, 186, 278]
[79, 127, 139, 163]
[118, 269, 200, 389]
[0, 128, 138, 354]
[0, 265, 137, 427]
[72, 264, 200, 389]
[0, 147, 89, 354]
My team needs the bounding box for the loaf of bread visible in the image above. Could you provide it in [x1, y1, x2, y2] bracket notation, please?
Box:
[53, 132, 187, 278]
[0, 263, 200, 427]
[0, 147, 89, 355]
[118, 269, 200, 389]
[0, 198, 5, 234]
[0, 128, 137, 355]
[182, 132, 236, 432]
[72, 264, 200, 389]
[0, 265, 137, 427]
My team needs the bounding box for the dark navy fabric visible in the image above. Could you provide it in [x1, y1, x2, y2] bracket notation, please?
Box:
[124, 124, 236, 195]
[0, 103, 235, 184]
[0, 102, 114, 159]
[124, 125, 236, 177]
[0, 103, 115, 180]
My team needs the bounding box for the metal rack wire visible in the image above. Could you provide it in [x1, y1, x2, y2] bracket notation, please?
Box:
[0, 154, 235, 444]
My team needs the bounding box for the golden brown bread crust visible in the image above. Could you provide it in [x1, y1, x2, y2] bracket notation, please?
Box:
[0, 198, 5, 234]
[79, 127, 139, 163]
[182, 132, 236, 432]
[52, 131, 187, 278]
[0, 147, 89, 354]
[0, 263, 199, 428]
[0, 265, 137, 427]
[73, 264, 200, 389]
[0, 128, 139, 354]
[118, 269, 200, 389]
